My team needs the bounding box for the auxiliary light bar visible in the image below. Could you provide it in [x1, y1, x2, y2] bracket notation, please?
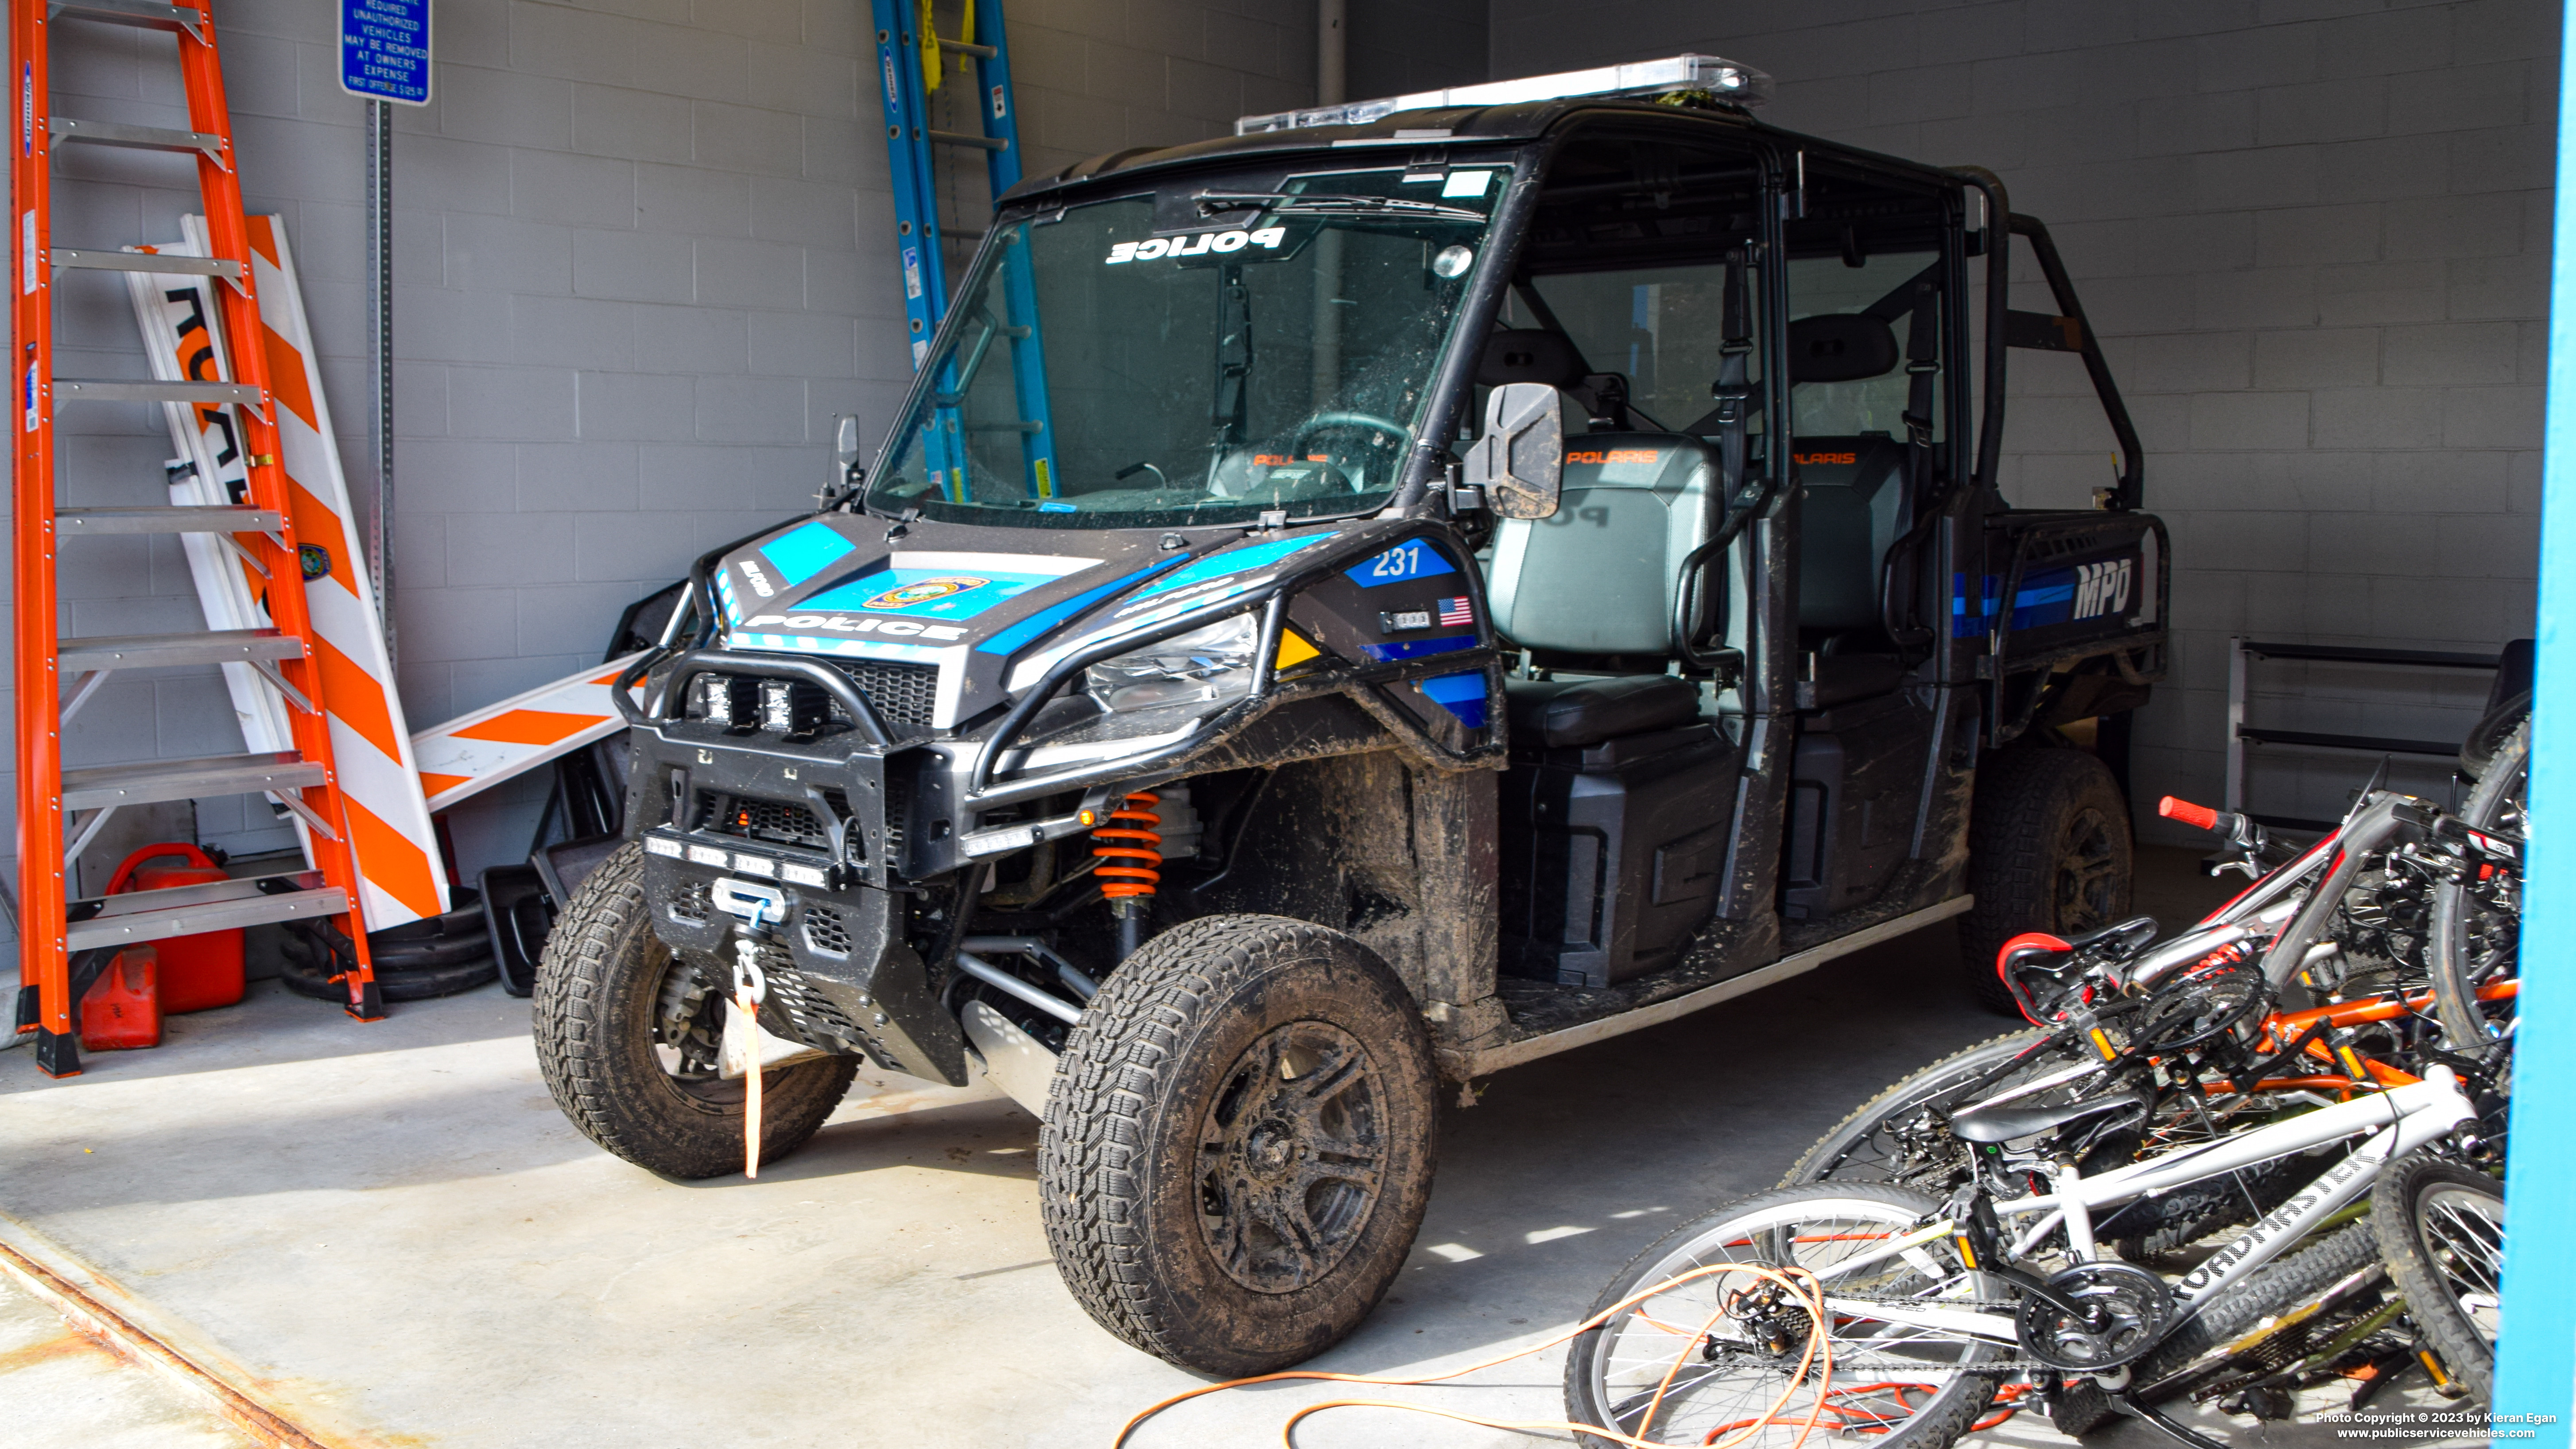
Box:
[1236, 54, 1771, 136]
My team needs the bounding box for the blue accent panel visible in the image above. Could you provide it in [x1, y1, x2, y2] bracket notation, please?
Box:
[1417, 669, 1489, 729]
[975, 556, 1188, 656]
[760, 521, 858, 585]
[1134, 533, 1342, 599]
[2491, 5, 2576, 1433]
[1362, 635, 1478, 663]
[803, 568, 1055, 620]
[1343, 538, 1460, 588]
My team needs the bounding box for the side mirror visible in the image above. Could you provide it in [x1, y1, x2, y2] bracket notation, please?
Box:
[832, 413, 865, 474]
[1463, 382, 1562, 520]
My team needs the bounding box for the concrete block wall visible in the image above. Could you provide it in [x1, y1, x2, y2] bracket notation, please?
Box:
[1489, 0, 2555, 835]
[15, 0, 1490, 901]
[19, 0, 927, 888]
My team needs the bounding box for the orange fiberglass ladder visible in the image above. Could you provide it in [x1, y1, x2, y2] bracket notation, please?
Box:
[12, 0, 379, 1077]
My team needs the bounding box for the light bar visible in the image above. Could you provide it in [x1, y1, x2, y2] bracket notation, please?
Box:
[1237, 55, 1770, 136]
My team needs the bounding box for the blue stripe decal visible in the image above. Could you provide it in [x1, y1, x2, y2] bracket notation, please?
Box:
[1133, 532, 1341, 599]
[975, 556, 1189, 656]
[760, 521, 857, 585]
[1362, 635, 1478, 663]
[1951, 567, 2081, 636]
[1418, 669, 1489, 729]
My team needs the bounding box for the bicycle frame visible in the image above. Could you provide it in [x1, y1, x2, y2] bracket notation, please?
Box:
[1811, 1068, 2474, 1344]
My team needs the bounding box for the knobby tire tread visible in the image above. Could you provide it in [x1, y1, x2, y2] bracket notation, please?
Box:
[531, 841, 856, 1179]
[2116, 1222, 2381, 1415]
[1037, 913, 1434, 1373]
[2371, 1154, 2499, 1406]
[1961, 748, 2130, 1016]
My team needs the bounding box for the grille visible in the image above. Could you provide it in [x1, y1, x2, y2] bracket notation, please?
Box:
[835, 659, 940, 728]
[802, 904, 853, 957]
[669, 879, 711, 924]
[705, 794, 829, 849]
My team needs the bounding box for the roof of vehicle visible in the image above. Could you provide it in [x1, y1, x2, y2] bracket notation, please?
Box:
[997, 98, 1966, 208]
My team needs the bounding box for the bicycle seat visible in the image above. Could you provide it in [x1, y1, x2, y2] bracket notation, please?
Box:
[1949, 1091, 2143, 1146]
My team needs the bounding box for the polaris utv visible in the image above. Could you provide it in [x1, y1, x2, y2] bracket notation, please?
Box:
[531, 55, 2167, 1376]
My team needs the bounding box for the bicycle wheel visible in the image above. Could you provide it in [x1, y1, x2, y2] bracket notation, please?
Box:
[2373, 1152, 2502, 1406]
[2109, 1224, 2402, 1438]
[1783, 1029, 2057, 1191]
[2431, 718, 2524, 1050]
[1563, 1184, 2011, 1449]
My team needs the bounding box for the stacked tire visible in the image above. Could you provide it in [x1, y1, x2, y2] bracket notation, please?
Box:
[280, 889, 500, 1002]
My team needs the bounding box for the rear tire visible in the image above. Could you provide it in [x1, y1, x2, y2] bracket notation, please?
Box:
[1037, 914, 1439, 1377]
[2103, 1223, 2382, 1437]
[1961, 747, 2133, 1015]
[532, 842, 858, 1180]
[2432, 718, 2524, 1049]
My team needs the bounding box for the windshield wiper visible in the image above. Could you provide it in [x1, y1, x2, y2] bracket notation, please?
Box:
[1195, 190, 1489, 225]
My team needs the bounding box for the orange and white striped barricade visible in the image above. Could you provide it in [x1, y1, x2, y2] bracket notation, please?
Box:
[412, 655, 649, 814]
[124, 217, 448, 927]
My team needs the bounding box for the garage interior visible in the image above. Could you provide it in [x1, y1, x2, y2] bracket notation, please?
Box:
[2, 0, 2558, 1445]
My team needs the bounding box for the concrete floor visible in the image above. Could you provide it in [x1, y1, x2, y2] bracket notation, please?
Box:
[1, 848, 2401, 1446]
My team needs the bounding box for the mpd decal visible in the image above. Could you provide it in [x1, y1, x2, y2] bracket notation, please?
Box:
[2071, 558, 2134, 620]
[1952, 558, 2138, 637]
[738, 558, 776, 598]
[1106, 228, 1285, 264]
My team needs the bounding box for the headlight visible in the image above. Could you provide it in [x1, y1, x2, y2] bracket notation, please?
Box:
[1085, 614, 1259, 713]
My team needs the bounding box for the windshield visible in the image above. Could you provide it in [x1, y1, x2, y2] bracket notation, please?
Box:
[867, 163, 1511, 529]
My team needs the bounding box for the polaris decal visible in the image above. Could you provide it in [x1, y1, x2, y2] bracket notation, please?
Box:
[1105, 228, 1285, 264]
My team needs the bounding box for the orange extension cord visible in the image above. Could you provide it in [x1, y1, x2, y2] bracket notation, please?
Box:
[1114, 1263, 1850, 1449]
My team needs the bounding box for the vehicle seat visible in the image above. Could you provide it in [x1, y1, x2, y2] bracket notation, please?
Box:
[1794, 433, 1906, 637]
[1504, 674, 1701, 748]
[1485, 435, 1718, 659]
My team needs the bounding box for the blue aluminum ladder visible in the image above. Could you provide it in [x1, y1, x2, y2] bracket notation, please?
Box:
[870, 0, 1059, 503]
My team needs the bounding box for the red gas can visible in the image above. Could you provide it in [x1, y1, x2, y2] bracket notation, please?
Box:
[79, 947, 162, 1051]
[105, 844, 244, 1013]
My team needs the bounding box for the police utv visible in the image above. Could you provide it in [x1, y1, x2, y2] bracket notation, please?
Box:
[532, 56, 2169, 1375]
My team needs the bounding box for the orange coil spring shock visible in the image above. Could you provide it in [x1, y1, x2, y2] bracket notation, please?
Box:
[1093, 790, 1164, 899]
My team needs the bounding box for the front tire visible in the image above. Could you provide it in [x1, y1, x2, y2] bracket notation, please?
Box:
[2373, 1153, 2502, 1406]
[532, 842, 858, 1179]
[1960, 746, 2133, 1014]
[1564, 1183, 2008, 1448]
[1037, 914, 1439, 1376]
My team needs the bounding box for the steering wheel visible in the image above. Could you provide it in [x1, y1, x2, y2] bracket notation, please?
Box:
[1289, 410, 1408, 462]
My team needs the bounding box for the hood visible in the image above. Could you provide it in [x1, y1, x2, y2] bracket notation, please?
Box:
[710, 513, 1358, 730]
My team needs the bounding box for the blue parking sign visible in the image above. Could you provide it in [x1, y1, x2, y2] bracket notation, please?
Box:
[340, 0, 431, 106]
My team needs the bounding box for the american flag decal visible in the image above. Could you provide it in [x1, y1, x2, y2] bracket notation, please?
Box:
[1437, 596, 1473, 626]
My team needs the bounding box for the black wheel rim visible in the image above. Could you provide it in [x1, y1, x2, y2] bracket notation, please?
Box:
[2053, 806, 2122, 932]
[648, 945, 746, 1108]
[1195, 1020, 1386, 1294]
